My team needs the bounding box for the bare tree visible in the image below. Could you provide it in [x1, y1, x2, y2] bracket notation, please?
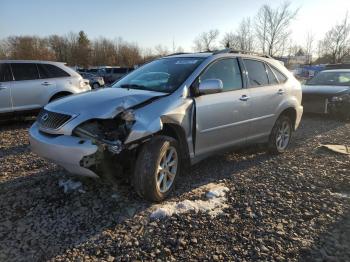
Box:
[154, 44, 169, 56]
[5, 36, 54, 60]
[221, 32, 239, 49]
[193, 29, 220, 51]
[236, 17, 255, 51]
[0, 40, 7, 59]
[319, 13, 350, 63]
[255, 2, 298, 56]
[91, 37, 117, 66]
[305, 31, 314, 64]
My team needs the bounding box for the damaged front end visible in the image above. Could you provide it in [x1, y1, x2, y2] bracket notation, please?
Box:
[73, 108, 140, 177]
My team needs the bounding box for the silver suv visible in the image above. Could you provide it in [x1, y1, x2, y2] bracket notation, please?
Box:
[29, 50, 303, 201]
[0, 60, 91, 115]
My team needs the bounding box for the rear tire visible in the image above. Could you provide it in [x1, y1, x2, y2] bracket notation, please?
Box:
[133, 136, 181, 202]
[268, 115, 293, 154]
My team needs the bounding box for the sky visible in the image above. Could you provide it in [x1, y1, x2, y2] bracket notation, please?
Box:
[0, 0, 349, 51]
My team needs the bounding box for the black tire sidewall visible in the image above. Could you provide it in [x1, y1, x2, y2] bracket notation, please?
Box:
[133, 136, 181, 202]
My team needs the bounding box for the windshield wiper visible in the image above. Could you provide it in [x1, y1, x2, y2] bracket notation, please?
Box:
[120, 84, 147, 90]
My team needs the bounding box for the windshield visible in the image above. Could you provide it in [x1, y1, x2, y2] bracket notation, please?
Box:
[306, 71, 350, 86]
[112, 57, 205, 93]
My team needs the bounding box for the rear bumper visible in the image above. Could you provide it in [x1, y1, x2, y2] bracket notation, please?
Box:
[29, 123, 99, 178]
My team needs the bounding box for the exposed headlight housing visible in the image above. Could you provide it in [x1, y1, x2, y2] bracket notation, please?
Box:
[120, 109, 135, 122]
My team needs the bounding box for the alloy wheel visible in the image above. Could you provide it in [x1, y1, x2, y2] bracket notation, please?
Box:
[156, 146, 178, 193]
[276, 120, 291, 151]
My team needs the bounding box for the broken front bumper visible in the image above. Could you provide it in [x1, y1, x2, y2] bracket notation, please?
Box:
[29, 123, 99, 178]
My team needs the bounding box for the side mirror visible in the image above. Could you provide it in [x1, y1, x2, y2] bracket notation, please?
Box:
[198, 79, 223, 95]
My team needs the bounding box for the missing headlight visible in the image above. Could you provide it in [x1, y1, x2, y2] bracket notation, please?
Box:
[73, 112, 135, 153]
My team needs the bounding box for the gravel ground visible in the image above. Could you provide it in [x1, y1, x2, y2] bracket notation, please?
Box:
[0, 115, 349, 262]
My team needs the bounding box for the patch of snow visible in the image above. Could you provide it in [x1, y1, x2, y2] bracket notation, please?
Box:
[150, 183, 230, 220]
[58, 179, 83, 193]
[331, 192, 350, 199]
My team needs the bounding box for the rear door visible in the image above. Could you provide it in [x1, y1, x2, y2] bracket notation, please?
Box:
[194, 58, 251, 156]
[10, 63, 44, 111]
[242, 59, 285, 140]
[0, 63, 13, 113]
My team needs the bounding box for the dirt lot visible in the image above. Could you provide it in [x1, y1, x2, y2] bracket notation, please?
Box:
[0, 115, 349, 262]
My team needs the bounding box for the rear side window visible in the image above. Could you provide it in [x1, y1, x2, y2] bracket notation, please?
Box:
[271, 66, 287, 83]
[37, 64, 70, 78]
[11, 63, 39, 81]
[0, 63, 13, 82]
[266, 64, 279, 84]
[244, 59, 269, 87]
[200, 58, 242, 91]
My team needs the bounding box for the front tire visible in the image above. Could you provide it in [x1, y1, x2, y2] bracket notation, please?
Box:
[268, 115, 293, 154]
[133, 136, 181, 202]
[92, 83, 100, 89]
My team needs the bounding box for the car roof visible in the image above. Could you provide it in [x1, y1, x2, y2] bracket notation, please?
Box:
[321, 69, 350, 73]
[0, 59, 66, 65]
[163, 51, 277, 62]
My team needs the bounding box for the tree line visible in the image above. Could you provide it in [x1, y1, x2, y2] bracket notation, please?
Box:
[0, 2, 349, 67]
[193, 3, 350, 64]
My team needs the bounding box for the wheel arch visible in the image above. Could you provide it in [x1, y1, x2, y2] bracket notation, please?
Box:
[159, 123, 191, 169]
[49, 91, 72, 102]
[278, 107, 297, 129]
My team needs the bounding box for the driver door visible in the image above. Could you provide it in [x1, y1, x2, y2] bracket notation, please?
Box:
[194, 58, 251, 156]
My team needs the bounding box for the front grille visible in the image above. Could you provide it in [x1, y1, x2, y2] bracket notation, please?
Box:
[37, 109, 72, 130]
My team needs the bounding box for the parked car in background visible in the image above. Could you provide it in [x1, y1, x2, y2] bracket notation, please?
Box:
[302, 69, 350, 119]
[102, 67, 134, 85]
[0, 60, 91, 116]
[80, 72, 105, 89]
[29, 50, 303, 201]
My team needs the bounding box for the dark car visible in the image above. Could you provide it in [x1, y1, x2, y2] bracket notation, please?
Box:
[102, 67, 134, 85]
[302, 69, 350, 119]
[80, 72, 105, 89]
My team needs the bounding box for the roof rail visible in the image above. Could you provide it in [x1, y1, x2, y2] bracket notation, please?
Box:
[213, 48, 272, 59]
[165, 52, 190, 57]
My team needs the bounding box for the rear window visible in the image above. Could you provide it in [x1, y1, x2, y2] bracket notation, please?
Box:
[244, 59, 269, 87]
[271, 66, 287, 83]
[0, 63, 13, 82]
[266, 64, 279, 84]
[37, 64, 70, 78]
[11, 63, 39, 81]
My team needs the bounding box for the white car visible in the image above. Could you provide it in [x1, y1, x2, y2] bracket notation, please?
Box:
[0, 60, 91, 116]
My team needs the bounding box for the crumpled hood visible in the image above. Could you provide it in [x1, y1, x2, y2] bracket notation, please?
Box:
[302, 85, 350, 96]
[45, 88, 166, 118]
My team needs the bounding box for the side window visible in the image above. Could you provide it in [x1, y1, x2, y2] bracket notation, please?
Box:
[37, 64, 70, 78]
[0, 63, 13, 82]
[266, 64, 279, 84]
[37, 64, 51, 79]
[271, 66, 287, 83]
[244, 59, 269, 87]
[11, 63, 39, 81]
[200, 58, 242, 91]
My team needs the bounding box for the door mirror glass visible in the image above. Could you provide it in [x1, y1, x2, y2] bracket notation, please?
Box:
[198, 79, 223, 94]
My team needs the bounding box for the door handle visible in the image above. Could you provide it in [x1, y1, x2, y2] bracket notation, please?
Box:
[277, 89, 285, 95]
[41, 82, 52, 86]
[239, 95, 250, 101]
